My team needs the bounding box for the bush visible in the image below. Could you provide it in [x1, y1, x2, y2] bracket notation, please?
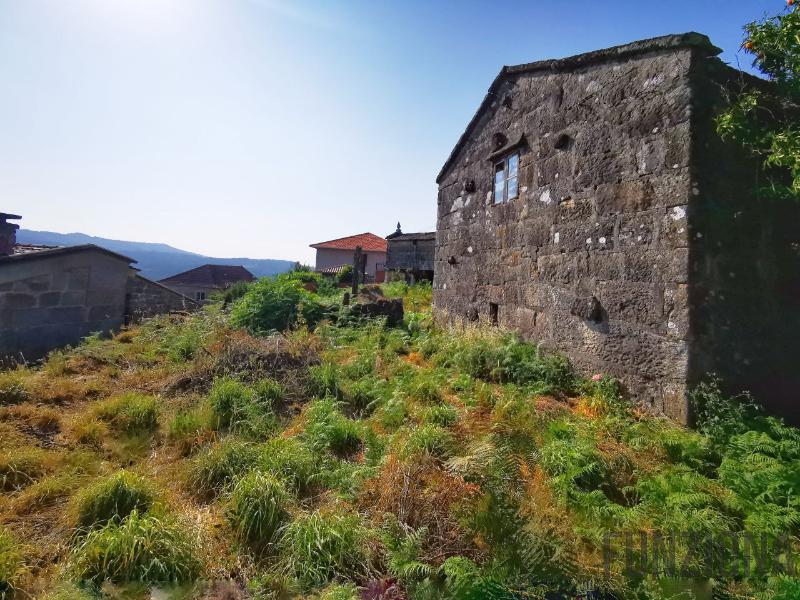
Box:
[259, 437, 319, 495]
[279, 509, 370, 589]
[0, 527, 22, 598]
[231, 275, 325, 333]
[0, 448, 48, 492]
[70, 510, 200, 585]
[93, 393, 159, 433]
[228, 471, 291, 551]
[302, 398, 362, 456]
[72, 470, 154, 530]
[336, 264, 353, 285]
[189, 439, 260, 498]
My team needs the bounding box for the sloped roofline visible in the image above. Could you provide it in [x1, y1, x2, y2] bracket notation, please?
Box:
[435, 32, 721, 184]
[0, 243, 137, 265]
[309, 232, 388, 252]
[158, 264, 255, 286]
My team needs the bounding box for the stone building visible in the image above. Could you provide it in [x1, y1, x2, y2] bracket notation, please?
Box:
[433, 33, 800, 423]
[159, 264, 255, 303]
[0, 214, 196, 362]
[386, 224, 435, 283]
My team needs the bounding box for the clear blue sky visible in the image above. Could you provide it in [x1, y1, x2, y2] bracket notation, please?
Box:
[0, 0, 779, 263]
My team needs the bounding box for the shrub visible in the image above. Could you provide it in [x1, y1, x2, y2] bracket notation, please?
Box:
[690, 377, 760, 447]
[215, 280, 252, 306]
[189, 439, 260, 498]
[336, 264, 353, 285]
[72, 470, 154, 530]
[228, 471, 291, 551]
[258, 437, 319, 495]
[70, 510, 200, 585]
[0, 369, 30, 405]
[0, 527, 22, 598]
[0, 448, 48, 491]
[231, 275, 325, 333]
[94, 393, 159, 433]
[279, 509, 371, 589]
[302, 398, 362, 456]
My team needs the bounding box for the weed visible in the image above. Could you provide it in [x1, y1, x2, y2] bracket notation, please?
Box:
[317, 583, 359, 600]
[93, 393, 159, 433]
[0, 447, 49, 491]
[421, 404, 458, 427]
[168, 404, 216, 455]
[398, 424, 455, 460]
[258, 437, 319, 495]
[0, 369, 30, 405]
[70, 510, 200, 585]
[207, 376, 277, 438]
[188, 439, 259, 498]
[0, 527, 23, 599]
[309, 362, 341, 399]
[69, 417, 109, 448]
[279, 509, 371, 589]
[72, 470, 155, 530]
[231, 274, 325, 333]
[13, 472, 81, 514]
[302, 398, 362, 456]
[228, 471, 291, 551]
[39, 582, 96, 600]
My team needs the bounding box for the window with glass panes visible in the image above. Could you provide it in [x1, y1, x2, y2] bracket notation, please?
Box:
[493, 151, 519, 204]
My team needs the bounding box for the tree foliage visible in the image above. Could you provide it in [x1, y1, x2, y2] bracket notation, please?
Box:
[717, 2, 800, 199]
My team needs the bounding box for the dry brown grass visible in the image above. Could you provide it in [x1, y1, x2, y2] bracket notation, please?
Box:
[358, 454, 480, 564]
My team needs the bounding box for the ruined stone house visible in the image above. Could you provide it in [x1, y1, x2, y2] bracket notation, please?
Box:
[0, 214, 196, 362]
[434, 33, 800, 423]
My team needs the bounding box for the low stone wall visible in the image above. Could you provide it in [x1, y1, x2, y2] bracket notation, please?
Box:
[125, 274, 197, 323]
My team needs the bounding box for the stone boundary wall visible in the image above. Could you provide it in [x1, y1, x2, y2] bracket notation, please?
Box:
[125, 273, 197, 323]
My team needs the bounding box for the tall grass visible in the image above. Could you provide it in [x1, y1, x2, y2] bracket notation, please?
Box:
[228, 471, 291, 551]
[279, 509, 371, 589]
[93, 393, 159, 433]
[71, 470, 154, 530]
[70, 510, 200, 585]
[0, 527, 22, 599]
[188, 439, 260, 498]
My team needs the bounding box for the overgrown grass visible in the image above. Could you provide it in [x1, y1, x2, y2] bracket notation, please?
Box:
[227, 471, 291, 551]
[1, 283, 798, 599]
[93, 393, 159, 433]
[69, 510, 200, 585]
[279, 509, 372, 589]
[71, 470, 155, 530]
[0, 527, 22, 598]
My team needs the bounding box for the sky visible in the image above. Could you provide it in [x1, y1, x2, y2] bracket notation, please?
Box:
[0, 0, 781, 263]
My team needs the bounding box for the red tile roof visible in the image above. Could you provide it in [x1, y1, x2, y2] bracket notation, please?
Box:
[310, 233, 388, 253]
[158, 264, 255, 288]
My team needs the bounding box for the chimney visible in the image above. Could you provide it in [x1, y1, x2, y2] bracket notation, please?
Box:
[0, 213, 21, 256]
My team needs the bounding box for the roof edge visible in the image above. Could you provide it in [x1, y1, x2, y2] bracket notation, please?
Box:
[436, 32, 721, 184]
[0, 243, 137, 265]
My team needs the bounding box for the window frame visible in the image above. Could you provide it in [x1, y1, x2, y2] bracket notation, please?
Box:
[196, 291, 206, 301]
[492, 151, 520, 204]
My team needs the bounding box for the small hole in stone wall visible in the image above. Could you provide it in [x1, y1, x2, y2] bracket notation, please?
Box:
[554, 133, 571, 150]
[489, 302, 499, 326]
[492, 133, 507, 150]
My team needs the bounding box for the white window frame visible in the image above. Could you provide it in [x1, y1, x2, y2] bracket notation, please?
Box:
[492, 151, 519, 204]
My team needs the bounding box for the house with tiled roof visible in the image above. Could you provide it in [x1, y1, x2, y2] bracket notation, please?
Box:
[159, 264, 255, 302]
[310, 232, 388, 283]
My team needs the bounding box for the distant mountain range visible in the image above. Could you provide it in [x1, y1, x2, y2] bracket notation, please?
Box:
[17, 229, 295, 281]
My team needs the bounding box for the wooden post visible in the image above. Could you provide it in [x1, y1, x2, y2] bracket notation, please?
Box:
[352, 245, 362, 296]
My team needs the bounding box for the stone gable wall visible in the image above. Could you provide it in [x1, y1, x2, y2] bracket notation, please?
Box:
[434, 48, 696, 419]
[0, 250, 130, 361]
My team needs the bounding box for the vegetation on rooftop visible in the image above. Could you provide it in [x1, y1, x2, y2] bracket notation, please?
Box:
[0, 271, 797, 599]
